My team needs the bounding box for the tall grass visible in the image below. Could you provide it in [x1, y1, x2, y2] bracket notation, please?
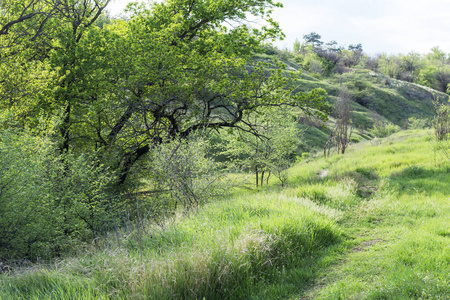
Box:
[303, 130, 450, 299]
[1, 190, 342, 299]
[3, 129, 450, 299]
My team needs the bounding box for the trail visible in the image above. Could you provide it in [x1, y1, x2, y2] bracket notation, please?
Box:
[318, 169, 329, 179]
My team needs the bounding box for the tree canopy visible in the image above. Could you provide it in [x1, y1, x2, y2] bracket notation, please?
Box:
[1, 0, 327, 184]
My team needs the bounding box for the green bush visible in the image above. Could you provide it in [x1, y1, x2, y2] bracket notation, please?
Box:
[141, 135, 226, 220]
[370, 122, 400, 138]
[0, 127, 120, 260]
[408, 117, 429, 129]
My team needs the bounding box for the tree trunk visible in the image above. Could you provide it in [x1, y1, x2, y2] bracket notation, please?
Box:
[117, 144, 150, 185]
[60, 103, 71, 154]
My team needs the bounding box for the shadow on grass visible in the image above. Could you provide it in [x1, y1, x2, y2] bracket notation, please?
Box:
[250, 242, 348, 300]
[389, 165, 450, 196]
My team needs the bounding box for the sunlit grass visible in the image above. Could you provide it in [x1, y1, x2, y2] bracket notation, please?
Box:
[301, 130, 450, 299]
[1, 190, 342, 299]
[2, 129, 450, 299]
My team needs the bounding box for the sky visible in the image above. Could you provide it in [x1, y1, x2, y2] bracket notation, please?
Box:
[106, 0, 450, 56]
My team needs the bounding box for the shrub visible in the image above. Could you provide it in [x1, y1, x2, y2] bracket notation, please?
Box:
[144, 135, 225, 215]
[408, 117, 429, 129]
[0, 127, 119, 260]
[370, 122, 400, 138]
[433, 99, 450, 140]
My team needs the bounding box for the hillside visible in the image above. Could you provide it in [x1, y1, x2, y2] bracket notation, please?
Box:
[3, 50, 450, 300]
[3, 1, 450, 298]
[2, 129, 449, 299]
[255, 52, 449, 152]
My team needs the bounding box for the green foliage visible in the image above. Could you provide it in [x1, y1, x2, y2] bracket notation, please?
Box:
[373, 47, 450, 93]
[303, 32, 323, 49]
[0, 127, 51, 259]
[301, 52, 326, 76]
[1, 0, 331, 189]
[1, 190, 342, 299]
[0, 0, 331, 261]
[222, 108, 304, 187]
[5, 2, 450, 298]
[283, 62, 441, 133]
[293, 38, 301, 53]
[408, 116, 429, 129]
[370, 121, 400, 138]
[432, 99, 450, 140]
[4, 130, 450, 299]
[144, 135, 225, 214]
[0, 123, 119, 259]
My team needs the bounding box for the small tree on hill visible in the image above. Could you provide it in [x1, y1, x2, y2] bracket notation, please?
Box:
[433, 98, 450, 141]
[325, 89, 353, 156]
[303, 32, 323, 52]
[223, 109, 303, 188]
[434, 69, 450, 93]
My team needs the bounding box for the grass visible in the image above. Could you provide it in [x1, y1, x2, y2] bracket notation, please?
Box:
[298, 130, 450, 299]
[2, 129, 450, 299]
[0, 187, 343, 299]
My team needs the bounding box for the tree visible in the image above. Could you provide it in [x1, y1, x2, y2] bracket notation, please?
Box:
[293, 38, 301, 53]
[1, 0, 328, 187]
[325, 89, 353, 156]
[0, 0, 111, 145]
[379, 54, 401, 78]
[68, 0, 327, 184]
[0, 0, 331, 259]
[0, 0, 58, 39]
[348, 43, 363, 52]
[427, 46, 447, 66]
[340, 45, 363, 68]
[325, 40, 341, 52]
[223, 108, 307, 188]
[303, 32, 323, 51]
[399, 52, 422, 82]
[434, 68, 450, 92]
[365, 55, 380, 72]
[433, 98, 450, 141]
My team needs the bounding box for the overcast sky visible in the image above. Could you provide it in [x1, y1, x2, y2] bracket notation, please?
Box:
[107, 0, 450, 56]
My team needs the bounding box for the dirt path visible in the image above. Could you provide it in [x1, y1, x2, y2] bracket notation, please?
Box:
[318, 169, 329, 179]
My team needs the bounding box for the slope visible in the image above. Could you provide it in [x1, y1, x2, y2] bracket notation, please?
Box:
[2, 127, 450, 299]
[255, 52, 448, 152]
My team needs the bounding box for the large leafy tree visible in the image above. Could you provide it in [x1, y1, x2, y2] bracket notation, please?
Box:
[0, 0, 110, 130]
[94, 0, 327, 183]
[2, 0, 328, 184]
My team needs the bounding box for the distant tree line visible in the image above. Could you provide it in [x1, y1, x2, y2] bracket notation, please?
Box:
[290, 32, 450, 93]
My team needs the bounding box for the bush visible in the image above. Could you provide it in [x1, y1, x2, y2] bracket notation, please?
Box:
[408, 117, 429, 129]
[144, 136, 225, 216]
[0, 127, 119, 260]
[370, 122, 400, 138]
[433, 100, 450, 140]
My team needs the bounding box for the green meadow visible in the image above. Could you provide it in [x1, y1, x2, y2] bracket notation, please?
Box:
[5, 1, 450, 299]
[1, 129, 449, 299]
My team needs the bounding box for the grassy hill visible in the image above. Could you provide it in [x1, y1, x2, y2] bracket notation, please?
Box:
[2, 129, 450, 299]
[2, 52, 450, 299]
[255, 52, 449, 153]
